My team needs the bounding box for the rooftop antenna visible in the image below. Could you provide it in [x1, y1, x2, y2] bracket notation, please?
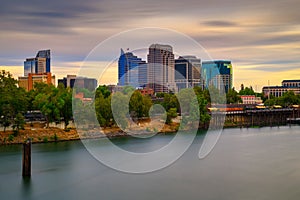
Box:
[268, 80, 270, 100]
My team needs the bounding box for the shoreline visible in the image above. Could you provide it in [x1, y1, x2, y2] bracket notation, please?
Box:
[1, 122, 298, 145]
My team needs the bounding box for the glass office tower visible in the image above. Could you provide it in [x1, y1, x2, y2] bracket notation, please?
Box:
[202, 60, 232, 93]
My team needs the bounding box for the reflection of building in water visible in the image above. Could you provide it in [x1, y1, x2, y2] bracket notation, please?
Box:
[201, 60, 232, 93]
[175, 56, 202, 91]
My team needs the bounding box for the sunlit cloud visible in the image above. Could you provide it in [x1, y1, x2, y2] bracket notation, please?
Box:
[0, 0, 299, 92]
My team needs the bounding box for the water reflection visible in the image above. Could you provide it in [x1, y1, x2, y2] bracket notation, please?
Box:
[21, 176, 32, 199]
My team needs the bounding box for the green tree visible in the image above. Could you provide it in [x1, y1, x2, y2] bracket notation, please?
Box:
[207, 85, 226, 104]
[239, 86, 255, 95]
[277, 91, 299, 107]
[166, 107, 177, 124]
[0, 70, 28, 133]
[111, 92, 128, 129]
[95, 85, 111, 98]
[12, 113, 25, 133]
[226, 88, 241, 104]
[129, 91, 144, 120]
[33, 84, 62, 128]
[95, 93, 113, 127]
[57, 84, 73, 129]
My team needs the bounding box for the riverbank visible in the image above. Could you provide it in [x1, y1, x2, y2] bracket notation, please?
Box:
[0, 121, 180, 145]
[1, 121, 298, 145]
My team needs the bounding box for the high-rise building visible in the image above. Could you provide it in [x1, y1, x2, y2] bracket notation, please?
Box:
[23, 49, 51, 76]
[74, 77, 98, 91]
[175, 56, 202, 91]
[118, 49, 146, 87]
[58, 75, 97, 91]
[147, 44, 176, 93]
[58, 75, 77, 88]
[24, 58, 36, 76]
[20, 49, 53, 90]
[36, 49, 51, 73]
[201, 60, 232, 93]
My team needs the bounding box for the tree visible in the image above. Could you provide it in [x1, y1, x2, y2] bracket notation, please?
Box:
[226, 88, 241, 104]
[57, 84, 73, 129]
[277, 91, 299, 107]
[95, 85, 111, 98]
[95, 93, 113, 127]
[110, 92, 128, 129]
[239, 86, 255, 95]
[0, 70, 28, 133]
[207, 85, 226, 104]
[33, 84, 62, 128]
[166, 108, 177, 124]
[12, 113, 25, 133]
[129, 91, 144, 120]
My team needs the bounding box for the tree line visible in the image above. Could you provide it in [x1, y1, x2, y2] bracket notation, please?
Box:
[0, 70, 72, 134]
[2, 70, 299, 134]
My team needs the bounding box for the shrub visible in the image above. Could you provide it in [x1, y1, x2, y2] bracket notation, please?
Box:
[8, 134, 14, 142]
[43, 137, 48, 143]
[51, 133, 58, 142]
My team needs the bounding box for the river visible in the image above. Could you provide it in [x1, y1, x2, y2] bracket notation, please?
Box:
[1, 126, 300, 200]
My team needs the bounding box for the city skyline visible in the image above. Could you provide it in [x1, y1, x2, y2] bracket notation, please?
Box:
[0, 0, 300, 91]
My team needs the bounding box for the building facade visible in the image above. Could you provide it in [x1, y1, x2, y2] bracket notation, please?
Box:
[23, 49, 51, 76]
[175, 56, 202, 91]
[58, 75, 77, 88]
[118, 48, 146, 87]
[282, 80, 300, 88]
[201, 60, 232, 93]
[73, 77, 98, 91]
[240, 95, 263, 104]
[18, 72, 55, 91]
[147, 44, 176, 93]
[262, 86, 300, 97]
[262, 79, 300, 97]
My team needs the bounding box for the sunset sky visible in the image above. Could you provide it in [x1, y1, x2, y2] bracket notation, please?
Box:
[1, 0, 299, 91]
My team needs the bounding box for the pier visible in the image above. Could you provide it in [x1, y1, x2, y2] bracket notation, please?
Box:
[22, 139, 31, 177]
[211, 108, 300, 127]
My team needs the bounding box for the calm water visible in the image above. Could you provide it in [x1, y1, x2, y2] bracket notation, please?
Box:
[1, 126, 300, 200]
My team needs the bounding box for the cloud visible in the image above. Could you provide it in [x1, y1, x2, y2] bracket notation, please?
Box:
[0, 0, 300, 90]
[203, 20, 237, 27]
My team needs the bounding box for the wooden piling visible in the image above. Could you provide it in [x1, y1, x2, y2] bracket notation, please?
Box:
[22, 139, 31, 177]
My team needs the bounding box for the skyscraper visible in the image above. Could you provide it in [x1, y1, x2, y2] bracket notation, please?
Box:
[23, 49, 51, 76]
[202, 60, 232, 93]
[147, 44, 176, 93]
[118, 48, 146, 87]
[24, 58, 36, 76]
[20, 49, 54, 91]
[175, 56, 202, 91]
[36, 49, 51, 73]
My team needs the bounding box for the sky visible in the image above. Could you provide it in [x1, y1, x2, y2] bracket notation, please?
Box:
[0, 0, 299, 91]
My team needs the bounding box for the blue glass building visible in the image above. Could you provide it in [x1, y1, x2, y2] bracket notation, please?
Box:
[24, 58, 36, 76]
[201, 60, 232, 93]
[118, 49, 146, 87]
[36, 49, 51, 73]
[24, 49, 51, 76]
